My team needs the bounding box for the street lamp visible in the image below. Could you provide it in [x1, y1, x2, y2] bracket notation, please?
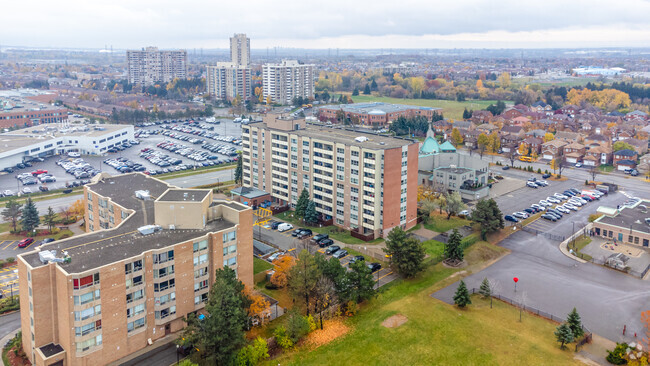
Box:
[176, 344, 180, 365]
[11, 269, 18, 303]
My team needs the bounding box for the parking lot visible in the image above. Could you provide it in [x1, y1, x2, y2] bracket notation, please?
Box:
[0, 117, 243, 195]
[253, 217, 399, 289]
[0, 264, 19, 297]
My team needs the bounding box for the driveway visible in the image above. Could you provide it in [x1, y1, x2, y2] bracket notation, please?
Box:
[432, 228, 650, 343]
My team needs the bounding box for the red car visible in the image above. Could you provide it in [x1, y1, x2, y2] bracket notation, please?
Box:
[18, 238, 34, 248]
[31, 169, 48, 176]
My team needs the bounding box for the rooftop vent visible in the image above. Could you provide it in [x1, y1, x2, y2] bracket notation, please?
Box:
[355, 136, 369, 143]
[138, 225, 161, 235]
[135, 190, 150, 200]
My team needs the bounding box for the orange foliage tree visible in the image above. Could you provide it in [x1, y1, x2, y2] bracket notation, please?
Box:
[246, 286, 271, 326]
[270, 255, 295, 288]
[70, 199, 85, 220]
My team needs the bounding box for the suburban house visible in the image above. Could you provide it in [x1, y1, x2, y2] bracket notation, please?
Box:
[583, 145, 612, 167]
[626, 138, 649, 155]
[531, 101, 553, 115]
[637, 154, 650, 173]
[541, 139, 568, 161]
[470, 110, 493, 124]
[617, 130, 633, 140]
[500, 125, 524, 137]
[554, 131, 582, 143]
[451, 120, 473, 131]
[560, 104, 579, 116]
[523, 136, 543, 154]
[584, 133, 611, 147]
[502, 108, 523, 120]
[511, 116, 530, 126]
[613, 149, 638, 171]
[563, 142, 586, 164]
[476, 123, 498, 134]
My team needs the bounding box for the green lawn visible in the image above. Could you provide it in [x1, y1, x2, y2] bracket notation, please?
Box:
[598, 164, 614, 173]
[253, 256, 273, 274]
[423, 214, 471, 233]
[570, 237, 593, 261]
[421, 239, 445, 262]
[350, 95, 500, 120]
[274, 212, 384, 245]
[268, 241, 578, 366]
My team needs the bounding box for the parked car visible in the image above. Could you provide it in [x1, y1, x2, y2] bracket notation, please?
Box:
[18, 238, 35, 248]
[348, 255, 365, 265]
[575, 163, 582, 168]
[318, 238, 334, 248]
[277, 223, 293, 232]
[526, 181, 538, 188]
[312, 233, 329, 244]
[296, 229, 313, 239]
[541, 214, 557, 222]
[502, 165, 510, 170]
[39, 186, 49, 192]
[512, 212, 528, 219]
[36, 238, 55, 246]
[504, 215, 519, 223]
[269, 221, 281, 230]
[367, 263, 382, 273]
[267, 251, 286, 262]
[291, 228, 306, 237]
[542, 173, 551, 179]
[325, 245, 341, 255]
[333, 249, 349, 259]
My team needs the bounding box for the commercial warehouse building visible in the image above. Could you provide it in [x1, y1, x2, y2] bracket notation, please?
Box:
[17, 172, 253, 365]
[592, 200, 650, 247]
[241, 114, 418, 239]
[318, 102, 441, 127]
[1, 95, 68, 129]
[0, 124, 134, 170]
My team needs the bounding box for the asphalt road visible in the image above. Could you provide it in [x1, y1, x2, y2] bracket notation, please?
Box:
[118, 342, 179, 366]
[433, 191, 650, 343]
[0, 312, 21, 344]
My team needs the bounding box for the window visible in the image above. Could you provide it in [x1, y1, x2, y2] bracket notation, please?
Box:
[124, 259, 143, 274]
[155, 292, 176, 306]
[223, 244, 237, 256]
[73, 273, 99, 290]
[154, 265, 174, 279]
[194, 279, 208, 292]
[74, 305, 101, 321]
[153, 250, 174, 264]
[155, 306, 176, 319]
[223, 257, 237, 267]
[154, 279, 175, 292]
[74, 290, 100, 305]
[127, 303, 145, 318]
[125, 275, 143, 289]
[222, 231, 236, 242]
[194, 267, 208, 278]
[126, 289, 144, 304]
[194, 293, 208, 305]
[76, 335, 102, 352]
[193, 240, 208, 252]
[193, 254, 208, 266]
[127, 317, 145, 333]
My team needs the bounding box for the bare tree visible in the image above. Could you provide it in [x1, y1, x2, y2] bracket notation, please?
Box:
[589, 166, 598, 183]
[505, 149, 517, 167]
[487, 279, 502, 309]
[516, 291, 530, 323]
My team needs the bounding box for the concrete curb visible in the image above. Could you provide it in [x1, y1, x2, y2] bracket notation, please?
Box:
[558, 223, 592, 264]
[0, 328, 20, 348]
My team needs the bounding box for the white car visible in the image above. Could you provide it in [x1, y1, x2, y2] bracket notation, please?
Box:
[547, 197, 561, 204]
[458, 210, 470, 216]
[2, 190, 14, 196]
[531, 204, 545, 211]
[575, 163, 582, 168]
[564, 204, 578, 211]
[539, 200, 553, 207]
[67, 152, 80, 158]
[513, 212, 529, 219]
[556, 206, 570, 214]
[554, 193, 568, 200]
[526, 182, 538, 188]
[21, 187, 32, 194]
[16, 173, 32, 179]
[568, 199, 583, 207]
[277, 223, 294, 232]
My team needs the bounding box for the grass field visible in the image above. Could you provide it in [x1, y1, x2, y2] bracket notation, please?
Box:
[350, 95, 500, 120]
[269, 241, 580, 366]
[571, 237, 593, 261]
[254, 257, 273, 274]
[421, 239, 445, 260]
[423, 214, 471, 233]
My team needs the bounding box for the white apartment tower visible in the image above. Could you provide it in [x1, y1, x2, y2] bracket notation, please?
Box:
[126, 47, 187, 86]
[262, 60, 315, 105]
[230, 33, 251, 67]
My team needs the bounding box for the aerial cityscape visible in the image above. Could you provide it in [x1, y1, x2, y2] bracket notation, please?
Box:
[0, 1, 649, 366]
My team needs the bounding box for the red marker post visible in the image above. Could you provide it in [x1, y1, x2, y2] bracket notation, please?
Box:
[513, 277, 519, 292]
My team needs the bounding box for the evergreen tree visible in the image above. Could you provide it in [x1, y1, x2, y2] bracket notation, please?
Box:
[295, 189, 310, 219]
[1, 198, 23, 233]
[444, 228, 464, 263]
[383, 227, 425, 278]
[554, 323, 574, 349]
[462, 108, 470, 119]
[566, 307, 584, 339]
[21, 198, 40, 234]
[43, 206, 58, 232]
[234, 152, 243, 185]
[479, 278, 492, 298]
[363, 84, 371, 95]
[453, 280, 471, 308]
[342, 260, 375, 303]
[304, 201, 319, 225]
[288, 250, 320, 315]
[471, 198, 504, 240]
[370, 79, 378, 90]
[314, 256, 347, 294]
[352, 87, 359, 96]
[179, 267, 251, 365]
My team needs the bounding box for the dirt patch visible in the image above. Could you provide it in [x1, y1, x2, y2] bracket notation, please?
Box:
[303, 319, 351, 349]
[443, 260, 467, 269]
[381, 314, 408, 328]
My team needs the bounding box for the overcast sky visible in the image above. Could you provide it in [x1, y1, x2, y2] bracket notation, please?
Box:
[2, 0, 650, 49]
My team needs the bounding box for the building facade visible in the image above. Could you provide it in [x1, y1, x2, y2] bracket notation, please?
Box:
[230, 33, 250, 67]
[592, 200, 650, 247]
[0, 98, 67, 129]
[17, 173, 253, 366]
[262, 60, 315, 105]
[318, 102, 440, 127]
[241, 114, 418, 239]
[126, 47, 188, 86]
[205, 63, 252, 101]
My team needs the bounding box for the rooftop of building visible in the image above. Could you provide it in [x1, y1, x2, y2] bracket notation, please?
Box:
[39, 343, 64, 358]
[322, 102, 440, 114]
[21, 173, 243, 273]
[596, 201, 650, 235]
[247, 121, 415, 149]
[0, 123, 131, 154]
[435, 167, 473, 174]
[158, 189, 210, 202]
[230, 186, 270, 199]
[1, 95, 65, 115]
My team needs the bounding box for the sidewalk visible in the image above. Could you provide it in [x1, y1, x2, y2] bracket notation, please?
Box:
[107, 331, 180, 366]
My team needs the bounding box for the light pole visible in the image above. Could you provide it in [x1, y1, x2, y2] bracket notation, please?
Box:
[11, 269, 18, 303]
[176, 344, 179, 365]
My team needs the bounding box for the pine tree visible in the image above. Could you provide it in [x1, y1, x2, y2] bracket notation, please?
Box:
[295, 189, 310, 219]
[1, 198, 23, 233]
[370, 79, 378, 90]
[444, 228, 464, 263]
[363, 84, 371, 95]
[21, 198, 40, 234]
[566, 308, 584, 339]
[234, 152, 243, 185]
[479, 278, 491, 298]
[43, 207, 58, 232]
[383, 227, 425, 278]
[304, 201, 319, 225]
[453, 280, 471, 308]
[554, 323, 574, 349]
[352, 87, 359, 96]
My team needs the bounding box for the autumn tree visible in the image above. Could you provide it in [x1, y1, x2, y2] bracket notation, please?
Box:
[498, 72, 511, 88]
[288, 250, 320, 314]
[1, 198, 22, 232]
[613, 141, 635, 152]
[488, 132, 500, 153]
[543, 132, 555, 143]
[270, 255, 295, 288]
[451, 128, 463, 146]
[70, 199, 85, 220]
[311, 276, 337, 329]
[477, 133, 489, 158]
[246, 287, 271, 326]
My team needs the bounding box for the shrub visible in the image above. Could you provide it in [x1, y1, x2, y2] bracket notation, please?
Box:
[264, 282, 278, 290]
[5, 257, 15, 264]
[588, 213, 603, 222]
[287, 311, 310, 342]
[273, 326, 293, 349]
[585, 180, 589, 186]
[606, 343, 628, 365]
[305, 314, 317, 332]
[345, 300, 358, 317]
[537, 168, 542, 173]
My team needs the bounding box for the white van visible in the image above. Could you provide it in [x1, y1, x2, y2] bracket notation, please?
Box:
[277, 223, 293, 232]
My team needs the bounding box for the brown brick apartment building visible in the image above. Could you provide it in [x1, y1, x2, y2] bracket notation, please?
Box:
[17, 173, 253, 366]
[318, 102, 440, 128]
[241, 114, 418, 239]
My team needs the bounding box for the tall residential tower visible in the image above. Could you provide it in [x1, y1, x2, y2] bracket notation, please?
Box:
[206, 34, 252, 101]
[262, 60, 315, 105]
[126, 47, 187, 86]
[230, 33, 250, 67]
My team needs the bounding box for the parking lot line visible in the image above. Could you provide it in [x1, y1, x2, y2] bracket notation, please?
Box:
[317, 248, 325, 254]
[377, 271, 393, 281]
[373, 268, 390, 277]
[2, 241, 15, 250]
